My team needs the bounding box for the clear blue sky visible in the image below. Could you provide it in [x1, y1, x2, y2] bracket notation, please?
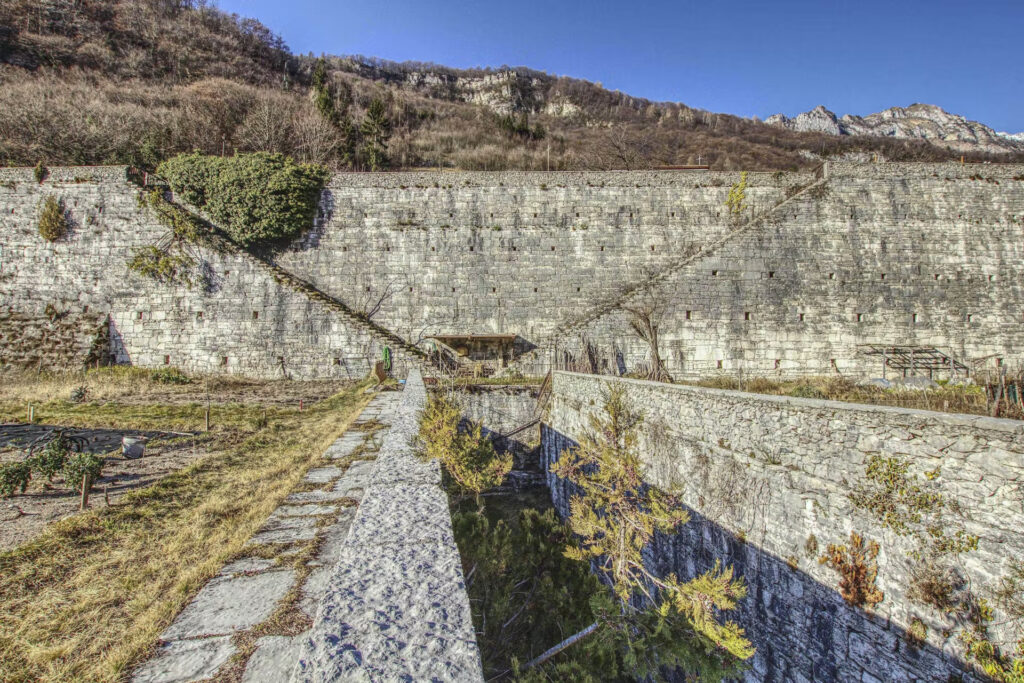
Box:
[216, 0, 1024, 133]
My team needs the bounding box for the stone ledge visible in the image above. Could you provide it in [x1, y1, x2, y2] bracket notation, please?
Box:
[292, 370, 483, 682]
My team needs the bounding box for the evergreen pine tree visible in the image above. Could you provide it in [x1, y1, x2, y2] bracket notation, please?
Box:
[360, 98, 392, 171]
[538, 384, 754, 679]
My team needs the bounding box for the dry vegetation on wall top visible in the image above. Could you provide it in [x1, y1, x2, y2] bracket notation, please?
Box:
[3, 0, 1024, 171]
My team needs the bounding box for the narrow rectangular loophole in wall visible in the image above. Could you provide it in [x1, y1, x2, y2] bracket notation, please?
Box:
[686, 310, 692, 320]
[799, 313, 805, 322]
[252, 311, 259, 320]
[164, 355, 170, 365]
[745, 312, 751, 321]
[221, 356, 228, 366]
[717, 360, 723, 369]
[856, 313, 863, 322]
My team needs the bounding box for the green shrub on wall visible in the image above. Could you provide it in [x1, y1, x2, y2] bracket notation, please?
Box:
[157, 152, 328, 247]
[38, 195, 68, 241]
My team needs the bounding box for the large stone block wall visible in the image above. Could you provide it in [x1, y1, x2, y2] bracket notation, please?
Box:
[4, 162, 1024, 380]
[0, 167, 416, 378]
[275, 170, 805, 343]
[561, 163, 1024, 378]
[542, 371, 1024, 681]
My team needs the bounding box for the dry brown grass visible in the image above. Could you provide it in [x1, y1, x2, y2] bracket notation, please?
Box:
[686, 375, 1003, 418]
[0, 373, 372, 683]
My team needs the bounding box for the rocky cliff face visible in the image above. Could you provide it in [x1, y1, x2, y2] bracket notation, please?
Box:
[766, 103, 1024, 154]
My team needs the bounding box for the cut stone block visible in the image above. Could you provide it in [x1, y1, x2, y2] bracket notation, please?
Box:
[162, 570, 296, 640]
[303, 467, 344, 484]
[247, 515, 320, 545]
[298, 565, 333, 619]
[242, 635, 304, 683]
[217, 557, 277, 576]
[271, 504, 337, 518]
[132, 635, 236, 683]
[307, 508, 357, 567]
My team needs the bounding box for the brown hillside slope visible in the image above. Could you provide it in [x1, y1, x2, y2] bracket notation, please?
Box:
[2, 0, 1022, 171]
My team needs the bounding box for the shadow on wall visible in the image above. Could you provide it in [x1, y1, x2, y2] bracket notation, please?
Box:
[108, 316, 131, 365]
[540, 425, 975, 682]
[288, 189, 333, 252]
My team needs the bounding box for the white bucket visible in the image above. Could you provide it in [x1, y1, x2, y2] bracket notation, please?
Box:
[122, 436, 146, 459]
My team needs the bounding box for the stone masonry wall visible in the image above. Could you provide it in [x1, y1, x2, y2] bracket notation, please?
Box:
[0, 167, 416, 379]
[4, 163, 1024, 380]
[542, 371, 1024, 682]
[275, 170, 805, 344]
[559, 163, 1024, 379]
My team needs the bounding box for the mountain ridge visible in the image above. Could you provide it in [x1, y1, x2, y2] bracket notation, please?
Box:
[765, 103, 1024, 154]
[1, 0, 1021, 170]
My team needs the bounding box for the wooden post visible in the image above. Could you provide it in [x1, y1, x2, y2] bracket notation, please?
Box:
[80, 474, 90, 511]
[204, 407, 210, 431]
[299, 400, 303, 412]
[28, 404, 34, 423]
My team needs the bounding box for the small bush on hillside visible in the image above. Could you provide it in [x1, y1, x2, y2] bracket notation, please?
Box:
[62, 453, 104, 494]
[157, 152, 328, 247]
[30, 434, 72, 481]
[38, 195, 68, 241]
[33, 161, 48, 184]
[0, 462, 32, 498]
[151, 367, 191, 384]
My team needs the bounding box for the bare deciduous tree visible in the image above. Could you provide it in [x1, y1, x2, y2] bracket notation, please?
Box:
[622, 290, 673, 383]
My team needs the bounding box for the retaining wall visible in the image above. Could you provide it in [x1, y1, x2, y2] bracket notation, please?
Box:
[542, 371, 1024, 681]
[0, 167, 415, 378]
[294, 369, 483, 681]
[4, 163, 1024, 379]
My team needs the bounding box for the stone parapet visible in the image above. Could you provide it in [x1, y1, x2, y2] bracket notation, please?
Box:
[293, 370, 483, 682]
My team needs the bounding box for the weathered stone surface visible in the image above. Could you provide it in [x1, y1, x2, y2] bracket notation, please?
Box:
[302, 467, 344, 484]
[133, 636, 236, 683]
[247, 515, 320, 545]
[6, 164, 1024, 381]
[242, 635, 303, 683]
[294, 370, 483, 682]
[271, 504, 338, 518]
[217, 557, 277, 576]
[544, 371, 1024, 682]
[162, 570, 296, 640]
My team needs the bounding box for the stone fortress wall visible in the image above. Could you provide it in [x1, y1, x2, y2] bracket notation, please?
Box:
[542, 371, 1024, 681]
[2, 162, 1024, 379]
[561, 162, 1024, 378]
[0, 166, 419, 378]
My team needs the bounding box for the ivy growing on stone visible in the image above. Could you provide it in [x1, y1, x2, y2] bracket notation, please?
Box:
[724, 171, 748, 222]
[849, 453, 978, 559]
[157, 152, 328, 247]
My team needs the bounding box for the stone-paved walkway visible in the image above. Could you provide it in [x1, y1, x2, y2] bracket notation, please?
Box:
[132, 390, 402, 683]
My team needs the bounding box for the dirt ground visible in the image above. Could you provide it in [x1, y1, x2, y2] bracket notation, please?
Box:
[0, 436, 204, 552]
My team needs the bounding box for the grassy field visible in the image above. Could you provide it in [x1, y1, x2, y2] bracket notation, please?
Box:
[0, 368, 372, 683]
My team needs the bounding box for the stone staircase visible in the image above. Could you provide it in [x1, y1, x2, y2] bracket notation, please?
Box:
[542, 166, 830, 343]
[128, 175, 429, 368]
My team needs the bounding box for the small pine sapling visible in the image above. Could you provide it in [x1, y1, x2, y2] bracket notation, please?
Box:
[539, 384, 753, 679]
